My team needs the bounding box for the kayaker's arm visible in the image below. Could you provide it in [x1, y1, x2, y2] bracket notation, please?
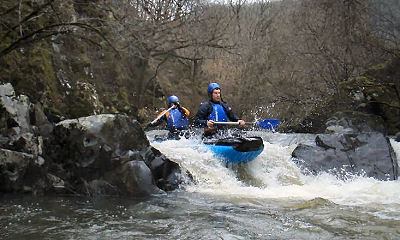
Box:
[146, 110, 168, 129]
[179, 106, 190, 117]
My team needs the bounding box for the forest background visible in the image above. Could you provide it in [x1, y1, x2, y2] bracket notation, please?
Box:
[1, 0, 399, 133]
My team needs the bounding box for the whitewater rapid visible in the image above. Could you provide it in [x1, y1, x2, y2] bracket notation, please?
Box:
[2, 131, 400, 240]
[150, 131, 400, 212]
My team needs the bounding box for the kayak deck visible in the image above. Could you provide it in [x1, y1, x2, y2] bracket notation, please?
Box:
[203, 136, 264, 164]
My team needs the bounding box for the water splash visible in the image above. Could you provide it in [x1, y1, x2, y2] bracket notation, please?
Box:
[150, 131, 400, 208]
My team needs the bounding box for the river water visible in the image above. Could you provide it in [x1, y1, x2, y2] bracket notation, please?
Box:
[1, 131, 400, 239]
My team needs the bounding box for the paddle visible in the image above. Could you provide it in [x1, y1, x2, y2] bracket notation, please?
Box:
[204, 121, 251, 136]
[214, 118, 281, 130]
[213, 121, 253, 126]
[255, 118, 281, 130]
[147, 105, 175, 127]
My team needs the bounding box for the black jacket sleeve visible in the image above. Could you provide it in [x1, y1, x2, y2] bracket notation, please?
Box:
[194, 101, 211, 127]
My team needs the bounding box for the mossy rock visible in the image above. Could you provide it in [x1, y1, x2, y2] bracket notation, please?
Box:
[339, 59, 400, 134]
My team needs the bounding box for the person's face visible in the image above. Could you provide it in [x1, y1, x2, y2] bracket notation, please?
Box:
[169, 102, 178, 107]
[211, 88, 221, 102]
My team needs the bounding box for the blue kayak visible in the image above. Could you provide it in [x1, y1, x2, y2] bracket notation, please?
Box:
[203, 136, 264, 164]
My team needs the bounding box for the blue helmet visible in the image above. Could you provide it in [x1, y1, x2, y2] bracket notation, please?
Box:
[207, 82, 220, 94]
[167, 95, 179, 104]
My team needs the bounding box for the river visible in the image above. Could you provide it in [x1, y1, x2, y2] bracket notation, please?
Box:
[1, 131, 400, 239]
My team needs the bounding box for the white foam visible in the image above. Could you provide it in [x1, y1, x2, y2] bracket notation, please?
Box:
[150, 132, 400, 208]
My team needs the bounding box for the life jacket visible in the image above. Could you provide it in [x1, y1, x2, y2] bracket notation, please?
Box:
[165, 107, 189, 131]
[208, 102, 229, 122]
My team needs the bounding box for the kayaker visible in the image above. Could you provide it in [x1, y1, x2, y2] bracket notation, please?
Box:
[146, 95, 190, 139]
[194, 82, 245, 136]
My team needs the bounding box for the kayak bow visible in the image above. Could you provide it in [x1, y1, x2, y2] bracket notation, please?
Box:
[203, 136, 264, 164]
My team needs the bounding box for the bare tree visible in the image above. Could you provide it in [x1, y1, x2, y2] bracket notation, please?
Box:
[0, 0, 115, 59]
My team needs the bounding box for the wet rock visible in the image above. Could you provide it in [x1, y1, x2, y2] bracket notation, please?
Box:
[0, 148, 49, 194]
[44, 114, 186, 196]
[0, 84, 36, 153]
[291, 110, 397, 181]
[30, 103, 54, 137]
[396, 132, 400, 142]
[292, 132, 398, 180]
[143, 146, 186, 191]
[0, 89, 32, 134]
[47, 173, 66, 191]
[117, 160, 161, 196]
[0, 83, 187, 196]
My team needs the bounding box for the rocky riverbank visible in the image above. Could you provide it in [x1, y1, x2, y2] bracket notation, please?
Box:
[0, 83, 187, 196]
[1, 81, 398, 197]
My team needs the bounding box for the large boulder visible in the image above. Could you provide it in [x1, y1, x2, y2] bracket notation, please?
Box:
[44, 114, 186, 196]
[292, 109, 398, 180]
[0, 83, 187, 196]
[292, 132, 398, 180]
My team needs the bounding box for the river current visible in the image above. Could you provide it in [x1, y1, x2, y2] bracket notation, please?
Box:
[1, 131, 400, 239]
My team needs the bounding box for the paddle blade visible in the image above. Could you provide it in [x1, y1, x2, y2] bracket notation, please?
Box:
[256, 118, 281, 131]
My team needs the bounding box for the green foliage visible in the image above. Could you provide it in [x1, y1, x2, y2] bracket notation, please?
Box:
[0, 42, 60, 104]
